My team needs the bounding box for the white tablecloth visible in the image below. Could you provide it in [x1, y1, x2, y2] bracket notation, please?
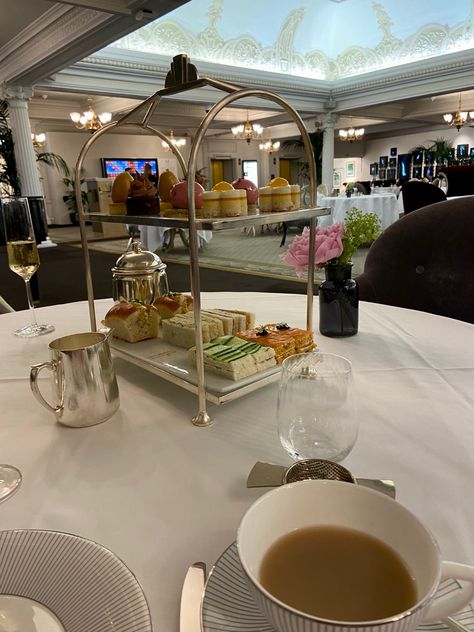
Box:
[319, 194, 400, 230]
[140, 225, 213, 251]
[1, 295, 473, 631]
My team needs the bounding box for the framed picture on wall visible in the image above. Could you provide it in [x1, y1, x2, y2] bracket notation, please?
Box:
[412, 151, 423, 165]
[379, 156, 388, 167]
[390, 147, 397, 157]
[470, 148, 474, 157]
[386, 168, 396, 181]
[457, 144, 469, 158]
[389, 158, 397, 168]
[346, 162, 355, 177]
[369, 163, 378, 176]
[397, 154, 411, 179]
[423, 166, 434, 179]
[333, 170, 342, 188]
[413, 166, 422, 179]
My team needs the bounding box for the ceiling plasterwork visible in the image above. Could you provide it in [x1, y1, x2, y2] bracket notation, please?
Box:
[111, 0, 474, 81]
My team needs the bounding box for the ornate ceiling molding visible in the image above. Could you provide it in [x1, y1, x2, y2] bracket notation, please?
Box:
[112, 0, 474, 81]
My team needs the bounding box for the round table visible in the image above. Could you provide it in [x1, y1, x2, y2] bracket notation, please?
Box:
[1, 294, 473, 631]
[319, 194, 400, 230]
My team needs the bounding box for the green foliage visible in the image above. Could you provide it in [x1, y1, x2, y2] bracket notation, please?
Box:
[0, 99, 68, 195]
[0, 101, 21, 195]
[280, 124, 323, 185]
[410, 137, 454, 167]
[338, 207, 382, 265]
[62, 165, 88, 216]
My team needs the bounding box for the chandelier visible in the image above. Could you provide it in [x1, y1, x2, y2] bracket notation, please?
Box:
[259, 139, 280, 153]
[231, 112, 263, 144]
[161, 130, 186, 150]
[69, 98, 112, 132]
[31, 133, 46, 148]
[443, 93, 474, 131]
[339, 126, 364, 142]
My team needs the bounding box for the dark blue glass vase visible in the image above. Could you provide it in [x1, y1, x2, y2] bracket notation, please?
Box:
[319, 263, 359, 337]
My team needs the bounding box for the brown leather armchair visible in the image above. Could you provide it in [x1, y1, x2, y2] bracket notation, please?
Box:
[356, 197, 474, 323]
[401, 181, 446, 214]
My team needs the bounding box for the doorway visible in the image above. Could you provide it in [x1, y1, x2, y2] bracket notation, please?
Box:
[279, 158, 300, 183]
[211, 159, 235, 187]
[242, 160, 259, 187]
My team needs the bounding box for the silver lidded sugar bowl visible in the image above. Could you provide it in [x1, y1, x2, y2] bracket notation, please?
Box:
[112, 239, 169, 304]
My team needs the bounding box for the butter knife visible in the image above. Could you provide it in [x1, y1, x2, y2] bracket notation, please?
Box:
[247, 461, 396, 498]
[180, 562, 206, 632]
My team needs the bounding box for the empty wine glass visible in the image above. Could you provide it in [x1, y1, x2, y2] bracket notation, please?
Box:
[0, 465, 22, 503]
[1, 197, 54, 337]
[277, 352, 357, 462]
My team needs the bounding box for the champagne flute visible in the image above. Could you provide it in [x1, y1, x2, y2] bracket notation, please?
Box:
[1, 197, 54, 337]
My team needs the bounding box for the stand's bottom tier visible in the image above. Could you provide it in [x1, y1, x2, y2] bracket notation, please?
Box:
[110, 337, 281, 404]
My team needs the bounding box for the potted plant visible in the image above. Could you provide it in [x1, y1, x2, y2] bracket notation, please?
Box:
[62, 166, 89, 225]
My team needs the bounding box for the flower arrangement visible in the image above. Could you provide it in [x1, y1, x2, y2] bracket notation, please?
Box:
[280, 208, 382, 277]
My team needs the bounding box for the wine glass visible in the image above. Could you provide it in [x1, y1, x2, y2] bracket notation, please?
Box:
[1, 197, 54, 337]
[0, 464, 22, 503]
[277, 352, 358, 463]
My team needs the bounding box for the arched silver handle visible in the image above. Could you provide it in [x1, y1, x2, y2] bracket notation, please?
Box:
[30, 361, 63, 415]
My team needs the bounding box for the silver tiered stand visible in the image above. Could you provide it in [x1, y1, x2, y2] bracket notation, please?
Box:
[74, 54, 329, 427]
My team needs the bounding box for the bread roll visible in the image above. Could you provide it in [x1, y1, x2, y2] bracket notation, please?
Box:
[102, 302, 160, 343]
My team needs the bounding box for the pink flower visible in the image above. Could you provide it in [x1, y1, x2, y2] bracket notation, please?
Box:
[314, 224, 344, 267]
[280, 224, 345, 277]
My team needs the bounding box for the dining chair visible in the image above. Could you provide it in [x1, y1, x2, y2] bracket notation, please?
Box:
[356, 197, 474, 323]
[401, 180, 446, 214]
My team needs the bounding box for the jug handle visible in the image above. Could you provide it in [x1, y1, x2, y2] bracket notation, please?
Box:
[30, 361, 63, 415]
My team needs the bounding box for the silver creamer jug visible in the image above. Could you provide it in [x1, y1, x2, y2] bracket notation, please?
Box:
[112, 239, 169, 304]
[30, 332, 119, 428]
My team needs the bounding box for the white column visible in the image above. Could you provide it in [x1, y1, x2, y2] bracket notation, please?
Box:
[321, 112, 338, 193]
[2, 85, 56, 246]
[2, 86, 43, 197]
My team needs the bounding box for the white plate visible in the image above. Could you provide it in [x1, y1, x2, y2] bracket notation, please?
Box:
[0, 530, 152, 632]
[111, 336, 281, 396]
[202, 542, 474, 632]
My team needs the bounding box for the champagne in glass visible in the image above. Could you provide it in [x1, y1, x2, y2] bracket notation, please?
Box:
[1, 197, 55, 337]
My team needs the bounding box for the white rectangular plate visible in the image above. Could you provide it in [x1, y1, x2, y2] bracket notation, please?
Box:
[110, 336, 281, 396]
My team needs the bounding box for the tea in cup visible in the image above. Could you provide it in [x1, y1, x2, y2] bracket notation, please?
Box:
[237, 480, 474, 632]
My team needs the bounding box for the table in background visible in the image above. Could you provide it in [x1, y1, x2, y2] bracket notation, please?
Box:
[140, 225, 212, 251]
[319, 193, 400, 230]
[0, 294, 473, 631]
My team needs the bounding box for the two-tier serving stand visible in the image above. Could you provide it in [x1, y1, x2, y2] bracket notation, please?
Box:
[74, 54, 328, 427]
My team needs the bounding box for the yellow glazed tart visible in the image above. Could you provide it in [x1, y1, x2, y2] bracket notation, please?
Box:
[258, 186, 273, 212]
[290, 184, 301, 209]
[220, 190, 243, 216]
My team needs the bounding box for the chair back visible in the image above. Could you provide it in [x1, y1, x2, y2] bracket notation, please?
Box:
[401, 181, 446, 214]
[356, 197, 474, 323]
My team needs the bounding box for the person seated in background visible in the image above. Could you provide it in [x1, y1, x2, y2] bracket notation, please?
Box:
[143, 162, 158, 185]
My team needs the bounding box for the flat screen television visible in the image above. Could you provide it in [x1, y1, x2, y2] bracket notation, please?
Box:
[101, 158, 158, 179]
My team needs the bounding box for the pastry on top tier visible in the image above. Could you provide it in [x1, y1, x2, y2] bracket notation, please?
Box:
[208, 181, 248, 217]
[268, 177, 292, 211]
[290, 184, 301, 209]
[258, 177, 299, 212]
[126, 175, 160, 216]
